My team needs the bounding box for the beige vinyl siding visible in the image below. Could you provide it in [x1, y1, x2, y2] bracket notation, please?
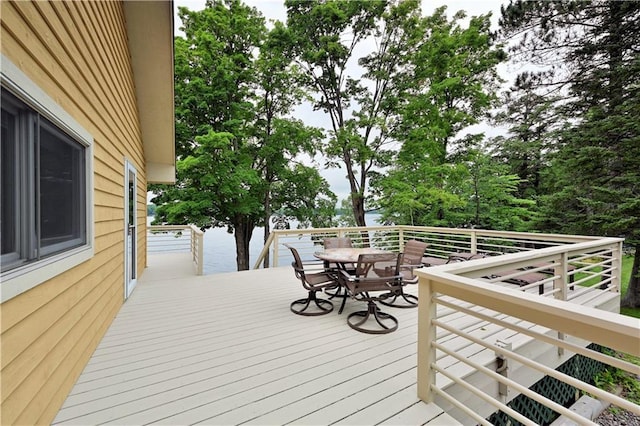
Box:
[1, 1, 148, 424]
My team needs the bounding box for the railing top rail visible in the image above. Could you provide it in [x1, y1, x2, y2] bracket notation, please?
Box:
[416, 236, 634, 355]
[423, 237, 623, 276]
[149, 224, 193, 231]
[269, 226, 604, 243]
[187, 224, 204, 235]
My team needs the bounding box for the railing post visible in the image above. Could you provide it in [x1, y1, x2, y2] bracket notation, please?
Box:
[554, 253, 568, 301]
[612, 241, 623, 293]
[399, 227, 405, 253]
[470, 231, 477, 254]
[196, 228, 203, 275]
[417, 276, 437, 403]
[273, 233, 279, 268]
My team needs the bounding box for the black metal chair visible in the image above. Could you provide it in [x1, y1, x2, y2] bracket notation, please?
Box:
[339, 252, 404, 334]
[285, 244, 339, 316]
[376, 240, 428, 308]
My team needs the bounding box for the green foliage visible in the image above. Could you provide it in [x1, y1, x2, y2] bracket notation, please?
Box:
[499, 0, 640, 306]
[286, 0, 425, 226]
[374, 6, 507, 228]
[458, 149, 536, 231]
[153, 0, 336, 270]
[594, 348, 640, 408]
[490, 72, 557, 200]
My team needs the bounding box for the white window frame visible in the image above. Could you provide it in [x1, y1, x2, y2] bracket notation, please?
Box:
[1, 55, 94, 303]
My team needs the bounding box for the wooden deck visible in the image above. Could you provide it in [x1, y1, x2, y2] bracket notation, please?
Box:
[53, 254, 617, 425]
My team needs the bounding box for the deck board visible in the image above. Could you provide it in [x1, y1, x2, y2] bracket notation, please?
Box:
[54, 253, 618, 425]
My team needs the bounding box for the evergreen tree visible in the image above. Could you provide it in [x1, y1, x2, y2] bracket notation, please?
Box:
[500, 0, 640, 306]
[490, 72, 556, 200]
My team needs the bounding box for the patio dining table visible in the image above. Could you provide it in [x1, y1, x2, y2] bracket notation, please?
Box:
[313, 247, 390, 267]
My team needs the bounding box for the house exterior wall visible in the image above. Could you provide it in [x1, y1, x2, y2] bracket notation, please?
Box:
[1, 1, 149, 423]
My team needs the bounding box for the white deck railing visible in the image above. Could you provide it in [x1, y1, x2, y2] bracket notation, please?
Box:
[416, 237, 639, 425]
[148, 225, 204, 275]
[255, 226, 619, 297]
[255, 226, 638, 423]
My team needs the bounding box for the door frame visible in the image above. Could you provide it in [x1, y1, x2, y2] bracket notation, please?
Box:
[124, 160, 137, 299]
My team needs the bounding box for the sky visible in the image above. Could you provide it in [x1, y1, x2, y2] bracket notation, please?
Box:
[172, 0, 510, 202]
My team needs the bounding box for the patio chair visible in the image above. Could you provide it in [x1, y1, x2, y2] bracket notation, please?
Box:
[376, 240, 428, 308]
[492, 269, 548, 295]
[324, 237, 353, 249]
[529, 262, 576, 284]
[285, 244, 339, 316]
[323, 237, 355, 271]
[449, 252, 488, 262]
[339, 252, 404, 334]
[422, 255, 450, 267]
[323, 237, 356, 302]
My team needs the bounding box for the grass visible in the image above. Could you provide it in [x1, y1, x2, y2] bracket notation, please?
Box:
[619, 254, 639, 318]
[594, 348, 640, 416]
[573, 254, 638, 318]
[592, 254, 639, 416]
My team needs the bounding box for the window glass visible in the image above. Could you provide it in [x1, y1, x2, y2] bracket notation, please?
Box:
[1, 106, 18, 259]
[39, 119, 86, 255]
[0, 89, 88, 272]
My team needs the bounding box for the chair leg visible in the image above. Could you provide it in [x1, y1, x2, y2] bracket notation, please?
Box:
[347, 301, 398, 334]
[326, 285, 347, 300]
[379, 288, 418, 308]
[291, 291, 333, 316]
[325, 285, 349, 314]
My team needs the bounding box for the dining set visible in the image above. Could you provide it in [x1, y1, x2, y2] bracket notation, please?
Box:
[284, 238, 430, 335]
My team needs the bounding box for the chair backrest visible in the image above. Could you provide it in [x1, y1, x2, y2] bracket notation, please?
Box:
[402, 240, 428, 265]
[355, 253, 400, 278]
[284, 243, 304, 279]
[324, 237, 353, 249]
[350, 252, 403, 293]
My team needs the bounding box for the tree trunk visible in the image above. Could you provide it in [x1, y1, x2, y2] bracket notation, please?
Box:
[233, 216, 254, 271]
[352, 193, 366, 227]
[621, 245, 640, 308]
[351, 192, 371, 247]
[262, 190, 271, 268]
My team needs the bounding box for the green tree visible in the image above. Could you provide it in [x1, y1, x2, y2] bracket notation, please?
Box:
[252, 22, 332, 267]
[285, 0, 423, 227]
[490, 72, 556, 200]
[153, 0, 334, 271]
[499, 0, 640, 306]
[375, 7, 506, 227]
[457, 148, 536, 231]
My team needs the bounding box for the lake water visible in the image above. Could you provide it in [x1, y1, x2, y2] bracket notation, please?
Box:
[199, 214, 381, 274]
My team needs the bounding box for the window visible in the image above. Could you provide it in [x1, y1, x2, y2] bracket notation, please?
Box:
[1, 55, 93, 301]
[1, 90, 87, 271]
